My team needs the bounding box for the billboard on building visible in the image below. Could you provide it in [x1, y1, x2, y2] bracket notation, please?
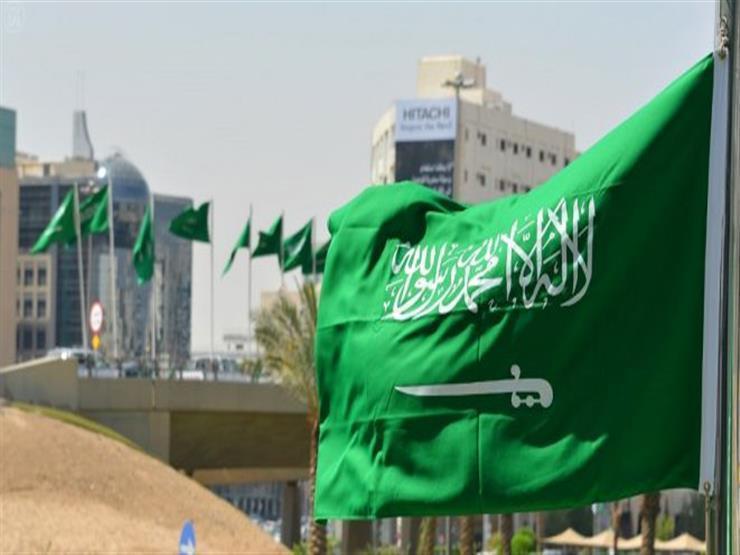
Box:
[394, 98, 456, 197]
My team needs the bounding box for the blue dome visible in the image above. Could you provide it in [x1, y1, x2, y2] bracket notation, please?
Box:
[100, 153, 150, 201]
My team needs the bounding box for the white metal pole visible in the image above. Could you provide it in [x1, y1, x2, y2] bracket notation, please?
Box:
[73, 183, 89, 351]
[106, 171, 119, 363]
[280, 211, 285, 288]
[151, 194, 157, 371]
[248, 203, 253, 356]
[210, 199, 215, 379]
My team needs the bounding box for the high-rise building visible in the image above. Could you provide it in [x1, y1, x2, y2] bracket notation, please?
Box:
[371, 55, 577, 203]
[153, 193, 193, 369]
[0, 107, 19, 366]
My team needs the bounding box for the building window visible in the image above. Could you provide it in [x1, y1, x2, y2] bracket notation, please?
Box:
[498, 179, 506, 191]
[499, 139, 506, 152]
[539, 150, 545, 162]
[37, 298, 47, 319]
[512, 183, 519, 193]
[37, 267, 47, 287]
[550, 153, 557, 165]
[36, 329, 46, 351]
[513, 143, 519, 155]
[526, 146, 532, 158]
[22, 328, 33, 351]
[464, 169, 468, 183]
[16, 268, 20, 285]
[564, 157, 570, 166]
[23, 298, 33, 318]
[476, 173, 486, 187]
[24, 267, 34, 286]
[478, 132, 487, 146]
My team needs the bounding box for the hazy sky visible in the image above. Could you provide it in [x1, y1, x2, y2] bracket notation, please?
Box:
[1, 1, 714, 351]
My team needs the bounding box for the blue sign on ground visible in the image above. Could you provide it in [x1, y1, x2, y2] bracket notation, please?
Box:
[179, 520, 196, 555]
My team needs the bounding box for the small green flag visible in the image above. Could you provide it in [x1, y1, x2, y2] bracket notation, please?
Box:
[30, 189, 77, 254]
[79, 185, 109, 236]
[302, 239, 330, 275]
[316, 55, 717, 518]
[283, 220, 313, 272]
[223, 218, 251, 276]
[132, 205, 154, 284]
[169, 202, 210, 242]
[252, 215, 283, 259]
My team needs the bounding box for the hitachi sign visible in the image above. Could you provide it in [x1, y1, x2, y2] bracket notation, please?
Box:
[400, 105, 452, 122]
[395, 98, 457, 143]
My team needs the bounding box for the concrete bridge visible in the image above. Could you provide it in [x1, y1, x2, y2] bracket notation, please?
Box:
[0, 357, 310, 546]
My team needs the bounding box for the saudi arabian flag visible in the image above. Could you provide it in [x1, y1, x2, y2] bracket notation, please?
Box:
[283, 220, 313, 272]
[223, 218, 251, 276]
[253, 215, 283, 259]
[315, 54, 727, 518]
[169, 202, 210, 243]
[132, 205, 154, 284]
[30, 189, 77, 254]
[79, 185, 109, 236]
[302, 239, 330, 275]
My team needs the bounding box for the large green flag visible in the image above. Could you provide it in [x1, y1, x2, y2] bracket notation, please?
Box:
[253, 215, 283, 259]
[316, 55, 721, 518]
[79, 185, 109, 236]
[132, 205, 154, 284]
[223, 218, 251, 276]
[169, 202, 210, 243]
[302, 239, 330, 276]
[283, 220, 313, 272]
[30, 189, 77, 254]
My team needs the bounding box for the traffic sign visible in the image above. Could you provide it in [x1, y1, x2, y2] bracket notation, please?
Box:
[179, 520, 196, 555]
[89, 301, 104, 334]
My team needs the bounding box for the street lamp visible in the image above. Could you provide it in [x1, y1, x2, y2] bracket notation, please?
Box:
[442, 72, 475, 202]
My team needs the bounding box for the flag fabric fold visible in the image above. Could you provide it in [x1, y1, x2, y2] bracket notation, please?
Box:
[253, 215, 283, 259]
[223, 218, 251, 276]
[169, 202, 210, 243]
[30, 189, 77, 254]
[79, 185, 109, 237]
[132, 205, 154, 284]
[315, 55, 715, 518]
[283, 219, 313, 272]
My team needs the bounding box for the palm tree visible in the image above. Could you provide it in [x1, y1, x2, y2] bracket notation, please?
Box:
[459, 515, 474, 555]
[254, 282, 325, 555]
[418, 517, 437, 555]
[500, 513, 513, 555]
[612, 501, 622, 554]
[640, 492, 661, 555]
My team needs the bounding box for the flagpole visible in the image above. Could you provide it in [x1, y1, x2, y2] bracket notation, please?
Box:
[105, 169, 119, 364]
[311, 217, 317, 283]
[280, 210, 285, 288]
[150, 194, 157, 374]
[248, 203, 253, 358]
[73, 183, 89, 352]
[210, 198, 216, 380]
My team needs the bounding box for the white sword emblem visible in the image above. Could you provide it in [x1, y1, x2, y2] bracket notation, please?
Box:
[395, 364, 553, 408]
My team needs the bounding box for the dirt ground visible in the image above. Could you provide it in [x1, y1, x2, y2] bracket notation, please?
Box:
[0, 405, 289, 553]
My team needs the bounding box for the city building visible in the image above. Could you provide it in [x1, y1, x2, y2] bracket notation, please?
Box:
[15, 112, 192, 366]
[0, 107, 19, 366]
[371, 55, 577, 203]
[153, 193, 193, 369]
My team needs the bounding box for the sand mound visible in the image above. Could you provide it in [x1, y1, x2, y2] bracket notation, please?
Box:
[0, 405, 288, 553]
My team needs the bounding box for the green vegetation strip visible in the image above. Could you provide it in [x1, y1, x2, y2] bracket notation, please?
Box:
[11, 402, 142, 452]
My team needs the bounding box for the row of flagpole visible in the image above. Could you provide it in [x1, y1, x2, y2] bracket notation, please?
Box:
[32, 183, 328, 369]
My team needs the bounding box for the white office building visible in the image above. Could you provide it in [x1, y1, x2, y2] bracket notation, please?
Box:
[371, 55, 577, 203]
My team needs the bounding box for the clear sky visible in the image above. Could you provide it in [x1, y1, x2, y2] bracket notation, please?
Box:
[1, 1, 714, 351]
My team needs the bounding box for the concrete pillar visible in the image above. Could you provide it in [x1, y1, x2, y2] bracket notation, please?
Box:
[398, 517, 421, 554]
[280, 481, 301, 549]
[341, 520, 372, 554]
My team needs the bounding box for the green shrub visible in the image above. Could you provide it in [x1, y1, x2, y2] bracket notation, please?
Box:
[511, 527, 536, 555]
